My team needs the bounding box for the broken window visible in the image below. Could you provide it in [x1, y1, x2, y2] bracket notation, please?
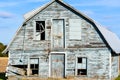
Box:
[76, 57, 87, 76]
[78, 57, 82, 63]
[30, 58, 39, 76]
[35, 21, 45, 40]
[30, 64, 39, 75]
[77, 69, 87, 75]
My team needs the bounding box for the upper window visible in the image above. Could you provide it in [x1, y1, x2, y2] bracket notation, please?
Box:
[78, 57, 82, 63]
[35, 21, 45, 40]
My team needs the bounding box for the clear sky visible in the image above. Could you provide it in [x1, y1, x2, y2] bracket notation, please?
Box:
[0, 0, 120, 44]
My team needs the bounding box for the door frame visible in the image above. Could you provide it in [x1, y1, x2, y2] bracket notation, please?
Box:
[51, 19, 65, 49]
[49, 52, 67, 77]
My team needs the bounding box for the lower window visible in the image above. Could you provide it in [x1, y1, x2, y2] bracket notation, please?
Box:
[76, 57, 87, 76]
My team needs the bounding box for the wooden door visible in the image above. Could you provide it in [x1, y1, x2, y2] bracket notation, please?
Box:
[51, 54, 65, 78]
[52, 19, 65, 48]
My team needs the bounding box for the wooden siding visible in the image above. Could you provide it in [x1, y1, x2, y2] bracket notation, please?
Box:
[6, 1, 118, 80]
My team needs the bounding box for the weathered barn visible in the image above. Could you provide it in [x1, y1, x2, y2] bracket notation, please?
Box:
[3, 0, 120, 79]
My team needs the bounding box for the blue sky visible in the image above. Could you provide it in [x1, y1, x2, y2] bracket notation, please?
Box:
[0, 0, 120, 44]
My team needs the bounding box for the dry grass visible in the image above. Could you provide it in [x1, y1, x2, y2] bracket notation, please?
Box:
[8, 76, 112, 80]
[0, 57, 8, 72]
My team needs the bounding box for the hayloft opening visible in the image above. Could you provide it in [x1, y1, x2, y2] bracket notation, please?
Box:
[36, 21, 45, 40]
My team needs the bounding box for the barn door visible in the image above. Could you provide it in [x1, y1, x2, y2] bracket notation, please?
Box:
[51, 54, 65, 78]
[52, 19, 65, 48]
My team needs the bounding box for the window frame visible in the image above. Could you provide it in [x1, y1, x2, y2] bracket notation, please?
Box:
[34, 21, 46, 40]
[75, 56, 87, 76]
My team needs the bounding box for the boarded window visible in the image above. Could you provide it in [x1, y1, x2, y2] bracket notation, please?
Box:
[35, 21, 45, 40]
[69, 19, 81, 40]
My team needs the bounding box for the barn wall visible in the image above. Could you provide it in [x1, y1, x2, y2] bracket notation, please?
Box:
[111, 55, 119, 78]
[9, 2, 106, 51]
[7, 1, 114, 79]
[66, 48, 111, 79]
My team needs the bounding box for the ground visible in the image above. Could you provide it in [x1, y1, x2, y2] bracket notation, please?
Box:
[7, 76, 116, 80]
[0, 57, 8, 80]
[0, 57, 8, 73]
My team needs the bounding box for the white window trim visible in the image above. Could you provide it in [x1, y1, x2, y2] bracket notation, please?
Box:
[33, 20, 46, 40]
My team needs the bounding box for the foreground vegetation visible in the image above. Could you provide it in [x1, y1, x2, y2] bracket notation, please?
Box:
[115, 75, 120, 80]
[0, 42, 8, 57]
[0, 73, 6, 80]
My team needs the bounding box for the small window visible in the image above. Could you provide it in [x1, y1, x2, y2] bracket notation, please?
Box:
[35, 21, 45, 40]
[76, 57, 87, 76]
[78, 57, 82, 63]
[30, 64, 39, 69]
[30, 64, 39, 75]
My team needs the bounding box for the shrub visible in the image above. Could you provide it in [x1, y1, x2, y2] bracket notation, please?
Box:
[0, 73, 6, 80]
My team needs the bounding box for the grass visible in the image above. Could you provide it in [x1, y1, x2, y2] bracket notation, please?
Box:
[115, 75, 120, 80]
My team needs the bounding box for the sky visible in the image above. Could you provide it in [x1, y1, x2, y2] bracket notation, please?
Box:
[0, 0, 120, 44]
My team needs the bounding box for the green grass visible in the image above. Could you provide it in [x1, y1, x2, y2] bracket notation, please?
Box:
[0, 73, 6, 80]
[115, 75, 120, 80]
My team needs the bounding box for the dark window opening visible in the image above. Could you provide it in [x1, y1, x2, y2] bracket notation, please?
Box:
[36, 21, 45, 40]
[30, 64, 39, 69]
[78, 57, 82, 63]
[77, 69, 87, 75]
[13, 65, 27, 68]
[12, 65, 27, 75]
[32, 70, 38, 75]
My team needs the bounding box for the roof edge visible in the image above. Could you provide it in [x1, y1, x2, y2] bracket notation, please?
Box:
[24, 0, 55, 21]
[2, 23, 25, 54]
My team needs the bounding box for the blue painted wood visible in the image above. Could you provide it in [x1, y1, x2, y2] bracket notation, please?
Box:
[51, 54, 65, 78]
[6, 1, 119, 79]
[52, 19, 64, 48]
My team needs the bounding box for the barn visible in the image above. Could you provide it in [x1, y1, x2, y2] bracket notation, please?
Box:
[3, 0, 120, 79]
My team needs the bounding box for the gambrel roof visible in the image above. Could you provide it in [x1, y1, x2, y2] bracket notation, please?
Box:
[3, 0, 120, 54]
